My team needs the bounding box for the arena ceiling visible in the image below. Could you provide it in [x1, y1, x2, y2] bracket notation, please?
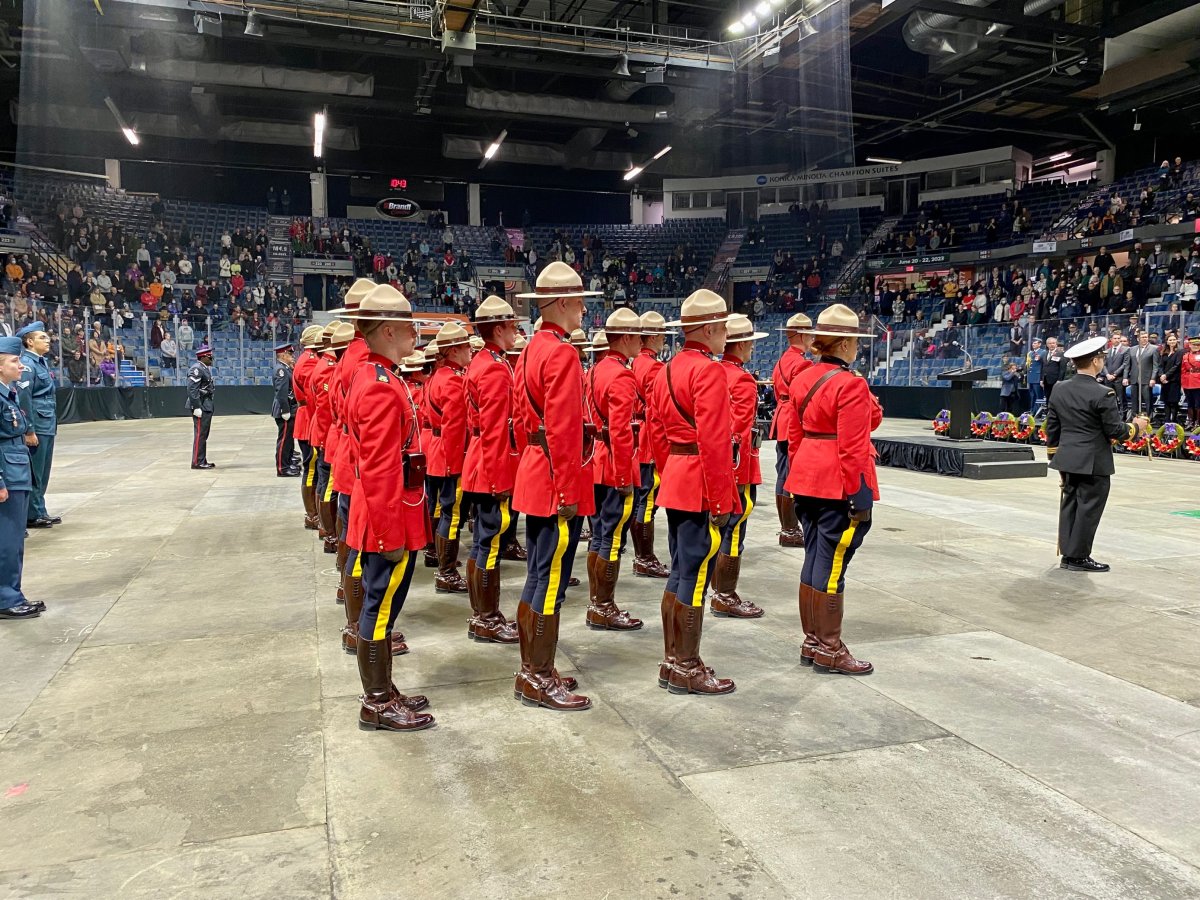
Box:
[2, 0, 1199, 191]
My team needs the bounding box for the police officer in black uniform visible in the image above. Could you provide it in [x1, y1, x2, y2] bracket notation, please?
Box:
[272, 343, 299, 477]
[187, 344, 216, 469]
[1046, 335, 1149, 572]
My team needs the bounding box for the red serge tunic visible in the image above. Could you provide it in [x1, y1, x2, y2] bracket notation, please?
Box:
[291, 348, 319, 442]
[632, 347, 665, 467]
[462, 343, 519, 496]
[588, 350, 639, 489]
[423, 362, 469, 477]
[649, 343, 739, 516]
[1183, 349, 1200, 391]
[769, 345, 812, 441]
[345, 353, 432, 553]
[783, 359, 882, 502]
[722, 356, 762, 487]
[307, 352, 338, 451]
[330, 336, 369, 495]
[511, 322, 596, 518]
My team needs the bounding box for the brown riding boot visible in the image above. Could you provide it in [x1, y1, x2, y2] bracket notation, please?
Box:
[471, 565, 519, 644]
[658, 591, 677, 688]
[342, 570, 364, 654]
[515, 602, 591, 711]
[335, 538, 348, 604]
[667, 602, 736, 696]
[423, 542, 437, 568]
[385, 639, 428, 711]
[435, 535, 468, 593]
[798, 583, 817, 666]
[301, 477, 319, 530]
[631, 521, 670, 578]
[586, 552, 644, 631]
[500, 538, 528, 561]
[709, 553, 764, 619]
[465, 557, 482, 635]
[777, 495, 804, 547]
[810, 588, 872, 675]
[356, 638, 435, 732]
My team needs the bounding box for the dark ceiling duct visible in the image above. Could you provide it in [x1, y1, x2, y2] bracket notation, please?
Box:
[466, 86, 666, 124]
[903, 0, 1066, 57]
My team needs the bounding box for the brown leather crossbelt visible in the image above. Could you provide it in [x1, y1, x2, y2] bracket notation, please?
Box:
[431, 426, 442, 436]
[803, 432, 836, 440]
[669, 442, 699, 455]
[527, 430, 549, 451]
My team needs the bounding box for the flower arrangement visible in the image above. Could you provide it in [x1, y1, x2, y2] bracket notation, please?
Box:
[1014, 412, 1036, 441]
[932, 409, 950, 434]
[1035, 420, 1048, 444]
[990, 412, 1018, 440]
[1184, 434, 1200, 459]
[970, 412, 993, 437]
[1150, 422, 1184, 455]
[1123, 432, 1149, 452]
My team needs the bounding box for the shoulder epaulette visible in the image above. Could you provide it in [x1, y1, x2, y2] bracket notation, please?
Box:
[374, 363, 392, 383]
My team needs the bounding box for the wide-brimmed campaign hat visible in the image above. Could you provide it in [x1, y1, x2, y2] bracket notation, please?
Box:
[469, 335, 485, 351]
[340, 284, 414, 321]
[589, 330, 608, 353]
[639, 310, 674, 334]
[422, 340, 439, 360]
[515, 261, 602, 304]
[400, 351, 427, 373]
[507, 333, 528, 355]
[725, 314, 769, 343]
[806, 303, 874, 339]
[666, 289, 736, 328]
[330, 277, 379, 316]
[299, 324, 324, 348]
[328, 322, 355, 350]
[434, 321, 471, 349]
[776, 312, 813, 333]
[569, 328, 590, 348]
[473, 295, 518, 324]
[604, 308, 642, 336]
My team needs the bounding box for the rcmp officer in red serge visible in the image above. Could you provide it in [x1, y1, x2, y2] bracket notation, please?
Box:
[342, 289, 435, 733]
[292, 324, 325, 529]
[461, 295, 523, 644]
[271, 343, 299, 477]
[510, 261, 600, 711]
[311, 323, 354, 554]
[186, 343, 217, 469]
[650, 289, 740, 696]
[585, 308, 645, 632]
[424, 322, 473, 593]
[629, 310, 671, 578]
[785, 304, 881, 676]
[770, 312, 813, 546]
[1046, 335, 1150, 573]
[710, 314, 770, 619]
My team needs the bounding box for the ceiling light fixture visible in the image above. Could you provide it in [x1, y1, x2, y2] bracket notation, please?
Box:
[754, 1, 770, 16]
[481, 128, 507, 166]
[623, 166, 644, 182]
[799, 16, 818, 38]
[1046, 151, 1071, 162]
[121, 127, 140, 146]
[741, 12, 756, 27]
[728, 20, 746, 34]
[313, 110, 326, 158]
[865, 156, 903, 165]
[652, 145, 672, 160]
[103, 97, 140, 146]
[244, 11, 265, 37]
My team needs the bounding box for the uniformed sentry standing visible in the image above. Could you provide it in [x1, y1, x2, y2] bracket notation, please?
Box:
[15, 321, 59, 528]
[1046, 335, 1149, 573]
[0, 335, 42, 621]
[292, 325, 325, 529]
[186, 344, 216, 469]
[769, 313, 813, 547]
[629, 311, 671, 578]
[271, 343, 299, 477]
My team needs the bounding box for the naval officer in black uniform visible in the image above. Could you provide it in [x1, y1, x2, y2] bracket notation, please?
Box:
[1045, 335, 1149, 572]
[271, 343, 299, 477]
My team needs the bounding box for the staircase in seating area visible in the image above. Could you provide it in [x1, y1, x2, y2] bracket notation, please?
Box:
[829, 215, 899, 295]
[118, 357, 147, 387]
[266, 214, 294, 291]
[702, 228, 746, 293]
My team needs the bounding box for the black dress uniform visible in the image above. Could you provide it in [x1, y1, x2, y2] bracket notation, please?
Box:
[186, 346, 216, 469]
[271, 347, 299, 477]
[1046, 336, 1147, 572]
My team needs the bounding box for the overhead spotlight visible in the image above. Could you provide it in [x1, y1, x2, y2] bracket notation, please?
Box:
[1047, 151, 1071, 162]
[754, 1, 770, 16]
[799, 17, 818, 38]
[613, 53, 631, 77]
[482, 129, 507, 163]
[769, 0, 785, 6]
[193, 13, 222, 36]
[741, 12, 756, 28]
[244, 11, 265, 37]
[623, 166, 643, 182]
[103, 96, 140, 146]
[313, 110, 326, 158]
[122, 127, 140, 146]
[652, 145, 672, 160]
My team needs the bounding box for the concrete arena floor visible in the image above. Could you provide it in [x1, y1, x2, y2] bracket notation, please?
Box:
[2, 416, 1200, 899]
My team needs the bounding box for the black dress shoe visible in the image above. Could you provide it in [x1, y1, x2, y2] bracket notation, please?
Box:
[26, 599, 46, 613]
[1061, 557, 1110, 572]
[26, 517, 53, 529]
[0, 603, 41, 619]
[277, 468, 301, 478]
[46, 516, 62, 525]
[191, 462, 216, 470]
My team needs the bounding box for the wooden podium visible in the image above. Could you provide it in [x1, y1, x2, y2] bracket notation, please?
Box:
[937, 367, 988, 441]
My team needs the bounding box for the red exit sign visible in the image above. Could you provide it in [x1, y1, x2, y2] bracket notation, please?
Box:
[389, 178, 408, 190]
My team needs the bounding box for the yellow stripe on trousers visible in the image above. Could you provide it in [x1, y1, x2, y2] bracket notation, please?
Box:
[323, 465, 336, 502]
[691, 522, 721, 607]
[485, 498, 511, 570]
[305, 453, 317, 488]
[641, 469, 659, 524]
[543, 517, 570, 616]
[351, 550, 363, 577]
[826, 521, 859, 594]
[447, 480, 464, 540]
[729, 485, 754, 558]
[373, 550, 409, 640]
[608, 491, 636, 562]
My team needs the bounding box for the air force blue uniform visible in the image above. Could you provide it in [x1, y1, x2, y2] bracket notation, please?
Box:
[0, 367, 34, 612]
[16, 342, 57, 524]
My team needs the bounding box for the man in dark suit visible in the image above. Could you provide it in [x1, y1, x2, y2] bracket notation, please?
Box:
[1046, 336, 1149, 572]
[1125, 331, 1160, 416]
[1100, 335, 1130, 414]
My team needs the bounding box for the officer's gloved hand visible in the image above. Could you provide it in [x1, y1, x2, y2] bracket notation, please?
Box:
[380, 547, 407, 563]
[192, 408, 202, 418]
[617, 483, 634, 497]
[710, 512, 730, 530]
[848, 476, 873, 523]
[557, 503, 578, 520]
[283, 413, 291, 421]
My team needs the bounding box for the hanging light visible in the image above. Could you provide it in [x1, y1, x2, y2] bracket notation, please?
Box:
[313, 110, 326, 158]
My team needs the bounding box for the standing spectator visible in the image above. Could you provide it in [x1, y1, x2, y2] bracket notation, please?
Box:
[1000, 362, 1021, 413]
[160, 332, 177, 370]
[1125, 331, 1160, 416]
[177, 319, 195, 352]
[1158, 333, 1184, 422]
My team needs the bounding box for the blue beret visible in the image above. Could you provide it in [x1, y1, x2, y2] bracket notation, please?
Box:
[15, 321, 45, 338]
[0, 336, 23, 356]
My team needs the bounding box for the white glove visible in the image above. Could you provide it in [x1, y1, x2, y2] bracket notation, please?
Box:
[282, 413, 291, 421]
[193, 408, 202, 418]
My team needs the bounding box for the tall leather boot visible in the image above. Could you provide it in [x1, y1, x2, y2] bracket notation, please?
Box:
[320, 497, 338, 553]
[586, 552, 643, 630]
[335, 538, 348, 604]
[471, 565, 519, 644]
[301, 478, 318, 530]
[435, 534, 468, 593]
[514, 600, 577, 698]
[515, 602, 590, 710]
[631, 521, 670, 578]
[776, 495, 804, 548]
[810, 588, 872, 675]
[709, 554, 763, 619]
[658, 591, 677, 688]
[500, 538, 528, 561]
[798, 583, 817, 666]
[385, 639, 429, 711]
[356, 638, 435, 732]
[667, 602, 736, 695]
[423, 542, 438, 568]
[342, 569, 363, 654]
